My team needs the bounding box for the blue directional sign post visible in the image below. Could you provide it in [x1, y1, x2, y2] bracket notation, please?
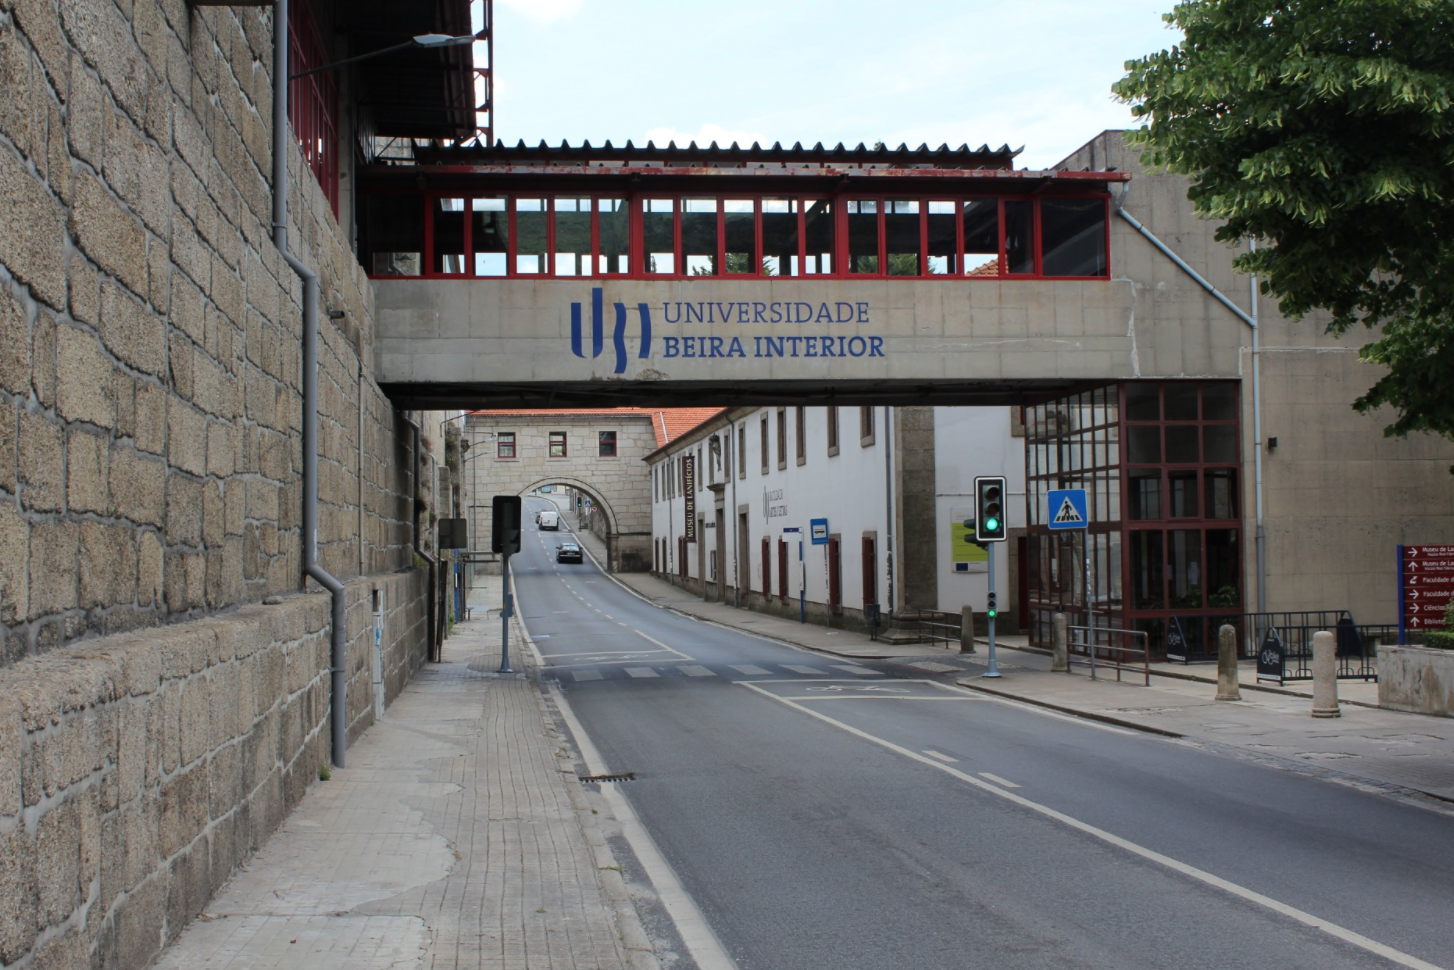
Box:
[1046, 489, 1092, 632]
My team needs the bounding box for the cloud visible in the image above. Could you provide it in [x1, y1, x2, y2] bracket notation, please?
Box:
[642, 123, 769, 150]
[497, 0, 583, 25]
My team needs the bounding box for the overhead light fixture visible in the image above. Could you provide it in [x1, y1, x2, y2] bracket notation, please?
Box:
[290, 32, 481, 80]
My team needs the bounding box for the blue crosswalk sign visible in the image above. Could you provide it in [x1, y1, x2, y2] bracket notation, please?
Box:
[1046, 489, 1088, 530]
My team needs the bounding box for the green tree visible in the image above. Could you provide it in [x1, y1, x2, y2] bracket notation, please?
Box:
[1114, 0, 1454, 444]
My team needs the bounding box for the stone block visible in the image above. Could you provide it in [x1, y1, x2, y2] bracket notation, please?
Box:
[72, 172, 148, 300]
[0, 696, 18, 818]
[0, 825, 38, 963]
[0, 138, 65, 309]
[158, 762, 206, 857]
[55, 324, 115, 428]
[28, 519, 77, 619]
[0, 287, 28, 396]
[166, 842, 211, 942]
[0, 399, 13, 494]
[67, 428, 110, 515]
[113, 871, 165, 970]
[133, 380, 167, 455]
[79, 521, 137, 609]
[137, 529, 163, 608]
[18, 409, 63, 511]
[58, 0, 149, 123]
[110, 445, 165, 527]
[165, 472, 203, 546]
[167, 399, 207, 477]
[35, 799, 81, 928]
[99, 283, 166, 377]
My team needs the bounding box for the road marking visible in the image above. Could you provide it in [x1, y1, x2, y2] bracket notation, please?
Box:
[805, 684, 910, 694]
[830, 664, 882, 676]
[571, 670, 603, 682]
[781, 664, 828, 675]
[679, 665, 716, 677]
[624, 667, 659, 679]
[923, 750, 958, 763]
[635, 630, 696, 662]
[548, 684, 738, 970]
[549, 649, 667, 659]
[737, 682, 1447, 970]
[979, 772, 1021, 789]
[729, 664, 771, 676]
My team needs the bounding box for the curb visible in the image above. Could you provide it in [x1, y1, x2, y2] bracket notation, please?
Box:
[957, 680, 1186, 738]
[1145, 665, 1382, 710]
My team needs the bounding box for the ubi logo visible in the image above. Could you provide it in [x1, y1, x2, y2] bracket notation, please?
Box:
[572, 287, 652, 375]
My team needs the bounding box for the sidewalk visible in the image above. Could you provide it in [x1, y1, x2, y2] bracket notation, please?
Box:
[569, 529, 1454, 807]
[154, 574, 655, 970]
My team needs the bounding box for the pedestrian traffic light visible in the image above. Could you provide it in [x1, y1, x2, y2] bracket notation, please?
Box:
[492, 495, 522, 555]
[974, 476, 1007, 542]
[986, 591, 997, 620]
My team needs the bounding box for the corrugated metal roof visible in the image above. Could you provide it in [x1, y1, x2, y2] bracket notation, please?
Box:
[412, 138, 1020, 170]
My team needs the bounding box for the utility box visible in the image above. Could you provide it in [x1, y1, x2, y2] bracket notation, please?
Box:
[438, 518, 468, 549]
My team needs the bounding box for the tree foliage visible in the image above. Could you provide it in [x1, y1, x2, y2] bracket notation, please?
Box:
[1114, 0, 1454, 442]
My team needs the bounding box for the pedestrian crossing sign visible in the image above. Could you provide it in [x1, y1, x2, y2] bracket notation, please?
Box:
[1046, 489, 1088, 530]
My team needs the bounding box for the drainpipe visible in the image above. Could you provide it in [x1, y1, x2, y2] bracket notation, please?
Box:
[883, 405, 895, 618]
[273, 0, 349, 768]
[731, 420, 739, 609]
[1114, 198, 1265, 614]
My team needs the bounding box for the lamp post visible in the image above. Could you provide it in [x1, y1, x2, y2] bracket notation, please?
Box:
[289, 32, 480, 80]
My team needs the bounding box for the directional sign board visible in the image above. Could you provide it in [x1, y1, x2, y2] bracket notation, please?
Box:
[1399, 544, 1454, 640]
[1046, 489, 1088, 531]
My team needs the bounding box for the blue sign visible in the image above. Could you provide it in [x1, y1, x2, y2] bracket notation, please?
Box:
[810, 518, 829, 545]
[1046, 489, 1088, 531]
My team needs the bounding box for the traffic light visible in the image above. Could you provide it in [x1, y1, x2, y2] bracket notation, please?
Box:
[492, 495, 522, 555]
[974, 476, 1007, 542]
[986, 591, 998, 620]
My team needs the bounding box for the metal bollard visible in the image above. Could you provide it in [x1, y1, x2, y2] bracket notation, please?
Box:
[1215, 623, 1242, 701]
[1051, 612, 1069, 672]
[1311, 630, 1340, 718]
[960, 605, 976, 653]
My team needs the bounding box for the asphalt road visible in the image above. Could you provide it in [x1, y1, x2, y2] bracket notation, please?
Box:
[514, 498, 1454, 970]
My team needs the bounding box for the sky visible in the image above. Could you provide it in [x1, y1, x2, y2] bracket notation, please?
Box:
[484, 0, 1185, 170]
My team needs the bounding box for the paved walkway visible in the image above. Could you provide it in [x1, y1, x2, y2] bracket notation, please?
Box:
[569, 530, 1454, 808]
[155, 575, 655, 970]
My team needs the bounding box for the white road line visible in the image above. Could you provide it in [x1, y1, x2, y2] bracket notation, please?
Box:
[781, 664, 829, 675]
[737, 682, 1447, 970]
[979, 772, 1021, 789]
[549, 649, 672, 658]
[830, 664, 882, 676]
[548, 683, 739, 970]
[635, 630, 696, 662]
[571, 670, 603, 682]
[923, 750, 959, 763]
[679, 665, 716, 677]
[624, 667, 659, 679]
[729, 664, 771, 676]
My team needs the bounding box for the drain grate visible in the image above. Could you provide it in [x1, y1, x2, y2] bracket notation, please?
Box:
[579, 772, 636, 784]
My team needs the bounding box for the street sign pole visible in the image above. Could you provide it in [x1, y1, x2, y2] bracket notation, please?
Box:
[984, 542, 1001, 678]
[498, 552, 513, 673]
[1398, 545, 1406, 644]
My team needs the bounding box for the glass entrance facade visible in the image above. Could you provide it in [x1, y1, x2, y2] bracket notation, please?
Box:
[1025, 381, 1243, 657]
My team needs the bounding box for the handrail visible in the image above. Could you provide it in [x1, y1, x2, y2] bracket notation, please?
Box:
[1068, 625, 1150, 686]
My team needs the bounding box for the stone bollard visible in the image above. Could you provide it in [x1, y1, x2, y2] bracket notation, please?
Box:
[1215, 623, 1242, 701]
[960, 605, 976, 653]
[1311, 630, 1341, 718]
[1051, 612, 1069, 672]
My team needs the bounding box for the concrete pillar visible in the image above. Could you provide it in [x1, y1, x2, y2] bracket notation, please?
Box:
[1311, 630, 1341, 718]
[959, 606, 976, 653]
[1215, 623, 1242, 701]
[1051, 612, 1069, 672]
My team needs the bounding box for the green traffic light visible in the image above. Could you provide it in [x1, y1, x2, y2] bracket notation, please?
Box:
[985, 517, 1000, 532]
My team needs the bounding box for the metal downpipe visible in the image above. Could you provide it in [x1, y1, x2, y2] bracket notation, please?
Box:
[273, 0, 349, 768]
[1114, 201, 1266, 614]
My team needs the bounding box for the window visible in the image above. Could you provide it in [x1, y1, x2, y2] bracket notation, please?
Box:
[776, 409, 788, 468]
[598, 431, 617, 457]
[496, 432, 516, 459]
[826, 407, 840, 456]
[760, 414, 769, 474]
[364, 190, 1110, 280]
[288, 0, 338, 216]
[860, 406, 875, 446]
[549, 432, 567, 458]
[795, 408, 806, 464]
[738, 424, 747, 479]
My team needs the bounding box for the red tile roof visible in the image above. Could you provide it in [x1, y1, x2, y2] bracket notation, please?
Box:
[468, 407, 725, 449]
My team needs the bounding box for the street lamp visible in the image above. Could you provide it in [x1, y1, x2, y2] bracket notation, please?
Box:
[290, 32, 480, 80]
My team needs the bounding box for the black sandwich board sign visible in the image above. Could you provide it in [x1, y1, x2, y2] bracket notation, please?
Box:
[1256, 627, 1285, 684]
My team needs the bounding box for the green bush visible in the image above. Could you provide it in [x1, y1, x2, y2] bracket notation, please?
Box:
[1423, 631, 1454, 650]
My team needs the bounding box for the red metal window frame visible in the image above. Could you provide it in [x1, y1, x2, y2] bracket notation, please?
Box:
[777, 540, 789, 602]
[496, 432, 516, 458]
[548, 431, 567, 457]
[369, 191, 1111, 282]
[288, 0, 338, 217]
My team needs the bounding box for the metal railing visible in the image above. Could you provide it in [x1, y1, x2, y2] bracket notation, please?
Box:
[894, 609, 963, 647]
[1068, 625, 1150, 685]
[1246, 611, 1382, 684]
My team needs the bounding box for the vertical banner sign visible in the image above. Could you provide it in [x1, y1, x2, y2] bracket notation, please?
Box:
[1399, 544, 1454, 641]
[683, 454, 697, 542]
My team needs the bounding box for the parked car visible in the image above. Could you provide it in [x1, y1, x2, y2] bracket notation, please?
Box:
[538, 510, 560, 530]
[556, 541, 583, 564]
